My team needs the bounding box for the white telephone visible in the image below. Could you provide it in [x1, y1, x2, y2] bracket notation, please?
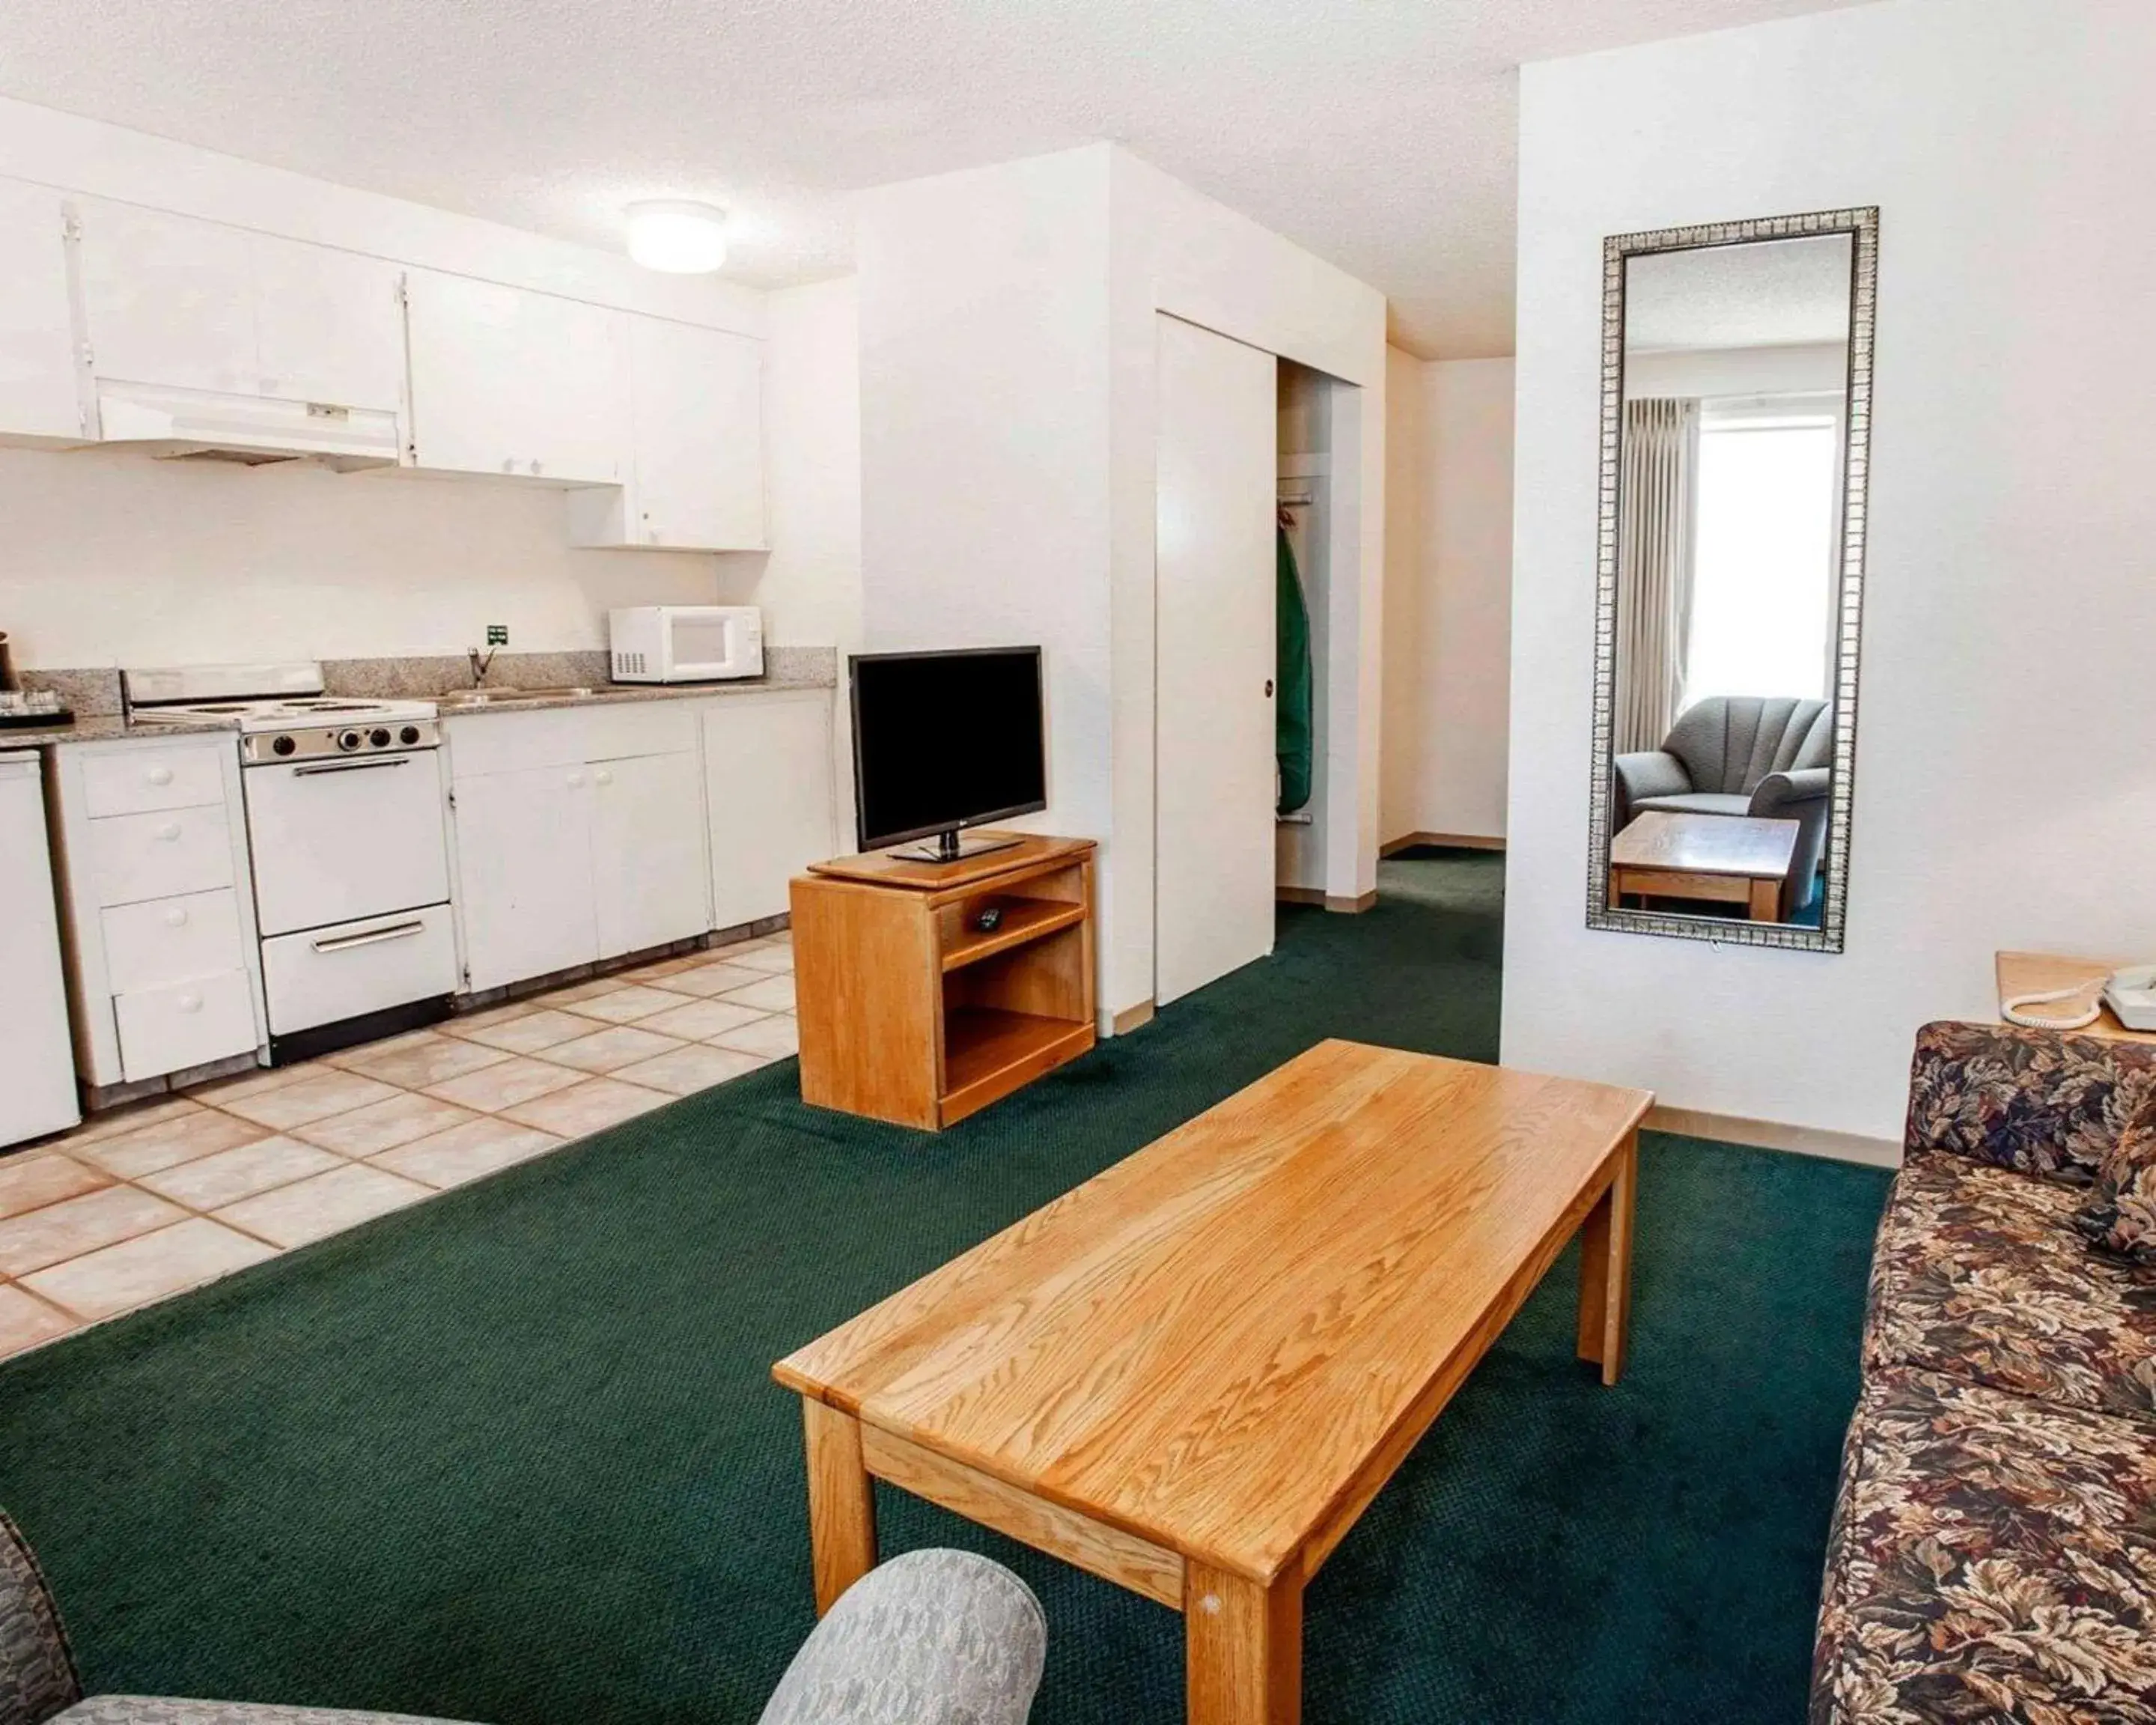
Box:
[2003, 964, 2156, 1032]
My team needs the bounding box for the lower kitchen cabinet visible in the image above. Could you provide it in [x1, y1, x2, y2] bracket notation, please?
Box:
[449, 761, 601, 994]
[704, 692, 836, 930]
[0, 753, 79, 1147]
[591, 749, 708, 961]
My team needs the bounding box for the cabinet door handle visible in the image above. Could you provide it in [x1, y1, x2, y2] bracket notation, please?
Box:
[153, 821, 182, 842]
[594, 768, 613, 787]
[176, 992, 204, 1014]
[311, 918, 426, 955]
[163, 906, 189, 928]
[566, 771, 585, 788]
[501, 457, 515, 473]
[529, 459, 543, 475]
[146, 764, 174, 786]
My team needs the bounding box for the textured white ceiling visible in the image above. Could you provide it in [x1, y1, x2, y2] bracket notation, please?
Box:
[1627, 234, 1854, 350]
[0, 0, 1867, 357]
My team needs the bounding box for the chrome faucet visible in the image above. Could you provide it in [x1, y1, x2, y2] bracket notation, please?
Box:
[467, 645, 498, 688]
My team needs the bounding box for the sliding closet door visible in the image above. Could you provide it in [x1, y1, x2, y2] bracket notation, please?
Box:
[1155, 313, 1277, 1008]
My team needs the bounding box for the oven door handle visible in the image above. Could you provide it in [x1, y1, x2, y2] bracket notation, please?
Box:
[290, 757, 412, 777]
[311, 919, 427, 955]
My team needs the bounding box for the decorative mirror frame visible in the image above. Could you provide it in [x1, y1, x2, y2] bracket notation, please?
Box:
[1585, 205, 1878, 952]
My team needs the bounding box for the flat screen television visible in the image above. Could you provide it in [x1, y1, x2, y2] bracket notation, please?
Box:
[850, 647, 1046, 862]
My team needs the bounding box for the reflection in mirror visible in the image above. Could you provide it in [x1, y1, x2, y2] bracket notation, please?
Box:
[1589, 210, 1876, 952]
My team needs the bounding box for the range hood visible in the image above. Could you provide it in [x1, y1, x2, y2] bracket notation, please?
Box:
[94, 381, 402, 471]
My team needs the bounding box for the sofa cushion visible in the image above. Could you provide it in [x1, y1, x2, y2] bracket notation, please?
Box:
[1863, 1148, 2156, 1426]
[2077, 1095, 2156, 1265]
[1811, 1365, 2156, 1725]
[1629, 791, 1754, 820]
[1905, 1020, 2156, 1184]
[57, 1702, 475, 1724]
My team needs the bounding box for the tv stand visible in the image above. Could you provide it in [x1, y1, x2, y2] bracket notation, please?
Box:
[791, 834, 1097, 1130]
[891, 827, 1025, 865]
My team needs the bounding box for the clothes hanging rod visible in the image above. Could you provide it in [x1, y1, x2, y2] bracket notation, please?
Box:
[1278, 493, 1314, 507]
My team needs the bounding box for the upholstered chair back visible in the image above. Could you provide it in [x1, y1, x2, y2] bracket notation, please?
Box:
[1662, 696, 1831, 797]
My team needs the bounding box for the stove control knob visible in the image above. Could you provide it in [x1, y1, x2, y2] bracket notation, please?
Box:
[369, 727, 392, 749]
[337, 729, 362, 752]
[271, 734, 296, 757]
[399, 725, 421, 746]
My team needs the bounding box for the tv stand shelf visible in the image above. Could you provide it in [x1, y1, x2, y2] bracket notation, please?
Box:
[791, 834, 1097, 1130]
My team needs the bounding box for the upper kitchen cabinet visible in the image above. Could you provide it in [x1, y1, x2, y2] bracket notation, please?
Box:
[74, 199, 407, 462]
[404, 270, 630, 485]
[0, 180, 86, 443]
[566, 317, 766, 551]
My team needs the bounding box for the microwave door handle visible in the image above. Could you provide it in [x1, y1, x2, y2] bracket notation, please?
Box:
[292, 758, 412, 778]
[311, 919, 427, 954]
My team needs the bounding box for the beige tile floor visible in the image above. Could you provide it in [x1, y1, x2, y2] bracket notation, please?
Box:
[0, 933, 797, 1363]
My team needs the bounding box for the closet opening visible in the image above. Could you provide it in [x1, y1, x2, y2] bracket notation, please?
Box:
[1276, 359, 1334, 904]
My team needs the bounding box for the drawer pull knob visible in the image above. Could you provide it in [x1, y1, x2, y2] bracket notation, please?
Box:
[146, 765, 174, 786]
[163, 907, 188, 928]
[177, 993, 203, 1013]
[154, 821, 181, 842]
[567, 771, 585, 788]
[595, 769, 613, 787]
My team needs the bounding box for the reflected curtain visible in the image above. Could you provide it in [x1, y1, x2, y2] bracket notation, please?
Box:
[1615, 398, 1700, 753]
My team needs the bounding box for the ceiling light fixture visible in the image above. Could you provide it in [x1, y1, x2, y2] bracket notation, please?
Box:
[625, 200, 728, 273]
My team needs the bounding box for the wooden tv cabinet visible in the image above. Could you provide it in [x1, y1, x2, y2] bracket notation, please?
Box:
[791, 834, 1097, 1130]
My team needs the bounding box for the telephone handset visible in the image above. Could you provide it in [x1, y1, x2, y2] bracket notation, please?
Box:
[2003, 964, 2156, 1032]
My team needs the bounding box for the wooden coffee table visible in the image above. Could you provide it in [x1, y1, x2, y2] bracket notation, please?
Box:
[773, 1040, 1652, 1724]
[1608, 809, 1800, 921]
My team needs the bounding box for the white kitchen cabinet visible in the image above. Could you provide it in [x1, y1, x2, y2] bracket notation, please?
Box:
[450, 763, 599, 994]
[591, 750, 709, 961]
[446, 703, 707, 992]
[0, 181, 83, 443]
[0, 754, 80, 1147]
[46, 735, 269, 1092]
[404, 270, 629, 484]
[566, 317, 764, 550]
[704, 693, 836, 930]
[75, 201, 405, 412]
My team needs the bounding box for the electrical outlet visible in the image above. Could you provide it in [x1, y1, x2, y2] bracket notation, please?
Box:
[485, 624, 508, 647]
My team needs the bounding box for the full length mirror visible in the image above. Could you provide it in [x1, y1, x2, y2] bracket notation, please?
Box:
[1588, 208, 1876, 951]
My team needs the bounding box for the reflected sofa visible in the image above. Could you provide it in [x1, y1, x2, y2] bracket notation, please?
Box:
[1613, 696, 1833, 904]
[1811, 1020, 2156, 1724]
[0, 1523, 1046, 1725]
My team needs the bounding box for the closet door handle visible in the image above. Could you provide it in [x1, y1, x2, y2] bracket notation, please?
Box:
[1264, 679, 1275, 698]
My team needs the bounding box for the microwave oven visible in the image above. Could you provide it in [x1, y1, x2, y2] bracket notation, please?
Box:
[608, 606, 764, 683]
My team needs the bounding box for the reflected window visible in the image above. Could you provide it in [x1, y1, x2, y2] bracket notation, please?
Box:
[1684, 407, 1839, 709]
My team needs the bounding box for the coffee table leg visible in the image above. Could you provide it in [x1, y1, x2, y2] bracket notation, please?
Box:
[802, 1398, 877, 1615]
[1575, 1131, 1638, 1387]
[1747, 878, 1779, 921]
[1187, 1561, 1301, 1725]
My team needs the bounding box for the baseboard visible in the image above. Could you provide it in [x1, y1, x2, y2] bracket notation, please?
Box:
[1645, 1104, 1901, 1169]
[1327, 890, 1377, 913]
[1106, 999, 1156, 1037]
[1275, 886, 1326, 907]
[1381, 831, 1505, 857]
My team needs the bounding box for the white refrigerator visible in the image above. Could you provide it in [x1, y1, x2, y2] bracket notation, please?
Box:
[1, 752, 79, 1146]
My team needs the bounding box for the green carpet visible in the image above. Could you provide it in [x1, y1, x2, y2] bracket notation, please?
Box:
[0, 850, 1889, 1724]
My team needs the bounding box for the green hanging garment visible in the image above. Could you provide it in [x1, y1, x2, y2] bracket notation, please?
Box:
[1275, 525, 1315, 814]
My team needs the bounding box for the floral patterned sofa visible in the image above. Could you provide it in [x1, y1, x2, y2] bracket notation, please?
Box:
[1811, 1020, 2156, 1724]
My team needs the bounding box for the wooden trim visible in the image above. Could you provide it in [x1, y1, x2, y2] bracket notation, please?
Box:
[1274, 886, 1326, 907]
[1324, 890, 1376, 914]
[1109, 998, 1157, 1036]
[1645, 1104, 1899, 1169]
[863, 1424, 1185, 1609]
[802, 1399, 877, 1615]
[1380, 831, 1505, 856]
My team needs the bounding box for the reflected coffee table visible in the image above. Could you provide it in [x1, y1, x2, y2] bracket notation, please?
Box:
[1609, 809, 1800, 922]
[774, 1039, 1652, 1724]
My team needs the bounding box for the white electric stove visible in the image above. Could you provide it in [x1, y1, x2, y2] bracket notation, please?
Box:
[124, 663, 458, 1062]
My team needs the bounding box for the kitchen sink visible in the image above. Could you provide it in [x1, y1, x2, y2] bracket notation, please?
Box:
[437, 686, 595, 708]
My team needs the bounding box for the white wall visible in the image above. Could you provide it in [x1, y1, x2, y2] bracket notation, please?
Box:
[1505, 0, 2156, 1144]
[855, 143, 1386, 1023]
[1383, 355, 1514, 845]
[0, 449, 719, 666]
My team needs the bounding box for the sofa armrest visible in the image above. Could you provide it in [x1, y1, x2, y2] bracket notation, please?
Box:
[1904, 1020, 2156, 1184]
[1747, 766, 1830, 818]
[1613, 750, 1690, 806]
[759, 1550, 1046, 1725]
[0, 1511, 82, 1725]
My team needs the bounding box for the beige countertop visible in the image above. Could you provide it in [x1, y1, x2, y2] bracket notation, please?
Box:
[434, 669, 833, 717]
[1, 714, 240, 747]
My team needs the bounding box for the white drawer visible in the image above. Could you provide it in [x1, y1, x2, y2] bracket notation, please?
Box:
[114, 968, 258, 1082]
[88, 803, 236, 907]
[261, 904, 458, 1035]
[583, 700, 698, 761]
[101, 888, 248, 993]
[445, 708, 588, 777]
[81, 744, 229, 817]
